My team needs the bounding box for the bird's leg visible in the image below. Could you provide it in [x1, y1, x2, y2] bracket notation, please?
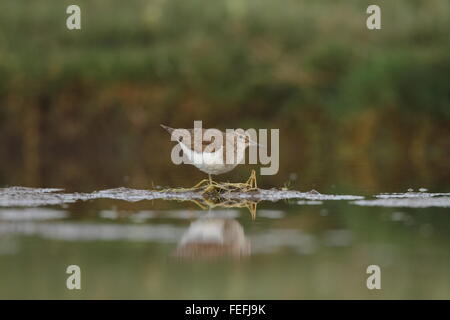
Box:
[252, 170, 258, 189]
[202, 174, 216, 193]
[245, 170, 258, 189]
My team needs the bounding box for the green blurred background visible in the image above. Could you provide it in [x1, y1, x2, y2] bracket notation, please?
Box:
[0, 0, 450, 300]
[0, 0, 449, 193]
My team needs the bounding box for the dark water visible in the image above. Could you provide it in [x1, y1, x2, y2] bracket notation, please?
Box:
[0, 186, 449, 299]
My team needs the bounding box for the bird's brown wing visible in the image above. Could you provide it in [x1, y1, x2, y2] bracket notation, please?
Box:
[161, 125, 226, 154]
[186, 128, 225, 153]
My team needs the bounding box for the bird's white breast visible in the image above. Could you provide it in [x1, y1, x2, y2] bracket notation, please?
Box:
[178, 142, 223, 164]
[178, 142, 238, 175]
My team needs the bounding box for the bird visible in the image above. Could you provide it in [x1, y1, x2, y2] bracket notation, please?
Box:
[160, 124, 260, 186]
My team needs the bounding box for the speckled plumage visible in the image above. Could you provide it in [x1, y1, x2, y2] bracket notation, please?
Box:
[161, 124, 250, 175]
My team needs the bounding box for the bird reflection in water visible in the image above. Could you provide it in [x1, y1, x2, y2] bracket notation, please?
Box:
[172, 197, 259, 259]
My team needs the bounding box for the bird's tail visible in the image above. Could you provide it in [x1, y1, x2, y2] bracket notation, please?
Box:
[160, 124, 175, 134]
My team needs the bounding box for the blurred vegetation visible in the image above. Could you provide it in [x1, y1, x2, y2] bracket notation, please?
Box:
[0, 0, 449, 190]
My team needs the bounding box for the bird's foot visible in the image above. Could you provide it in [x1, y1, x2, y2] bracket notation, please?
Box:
[192, 178, 220, 189]
[191, 170, 257, 193]
[191, 179, 210, 189]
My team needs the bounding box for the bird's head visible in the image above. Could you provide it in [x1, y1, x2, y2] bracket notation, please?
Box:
[232, 130, 265, 149]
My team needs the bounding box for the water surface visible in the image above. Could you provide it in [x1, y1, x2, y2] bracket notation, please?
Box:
[0, 186, 449, 299]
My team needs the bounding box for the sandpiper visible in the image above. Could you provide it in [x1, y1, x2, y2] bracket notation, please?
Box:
[161, 124, 260, 186]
